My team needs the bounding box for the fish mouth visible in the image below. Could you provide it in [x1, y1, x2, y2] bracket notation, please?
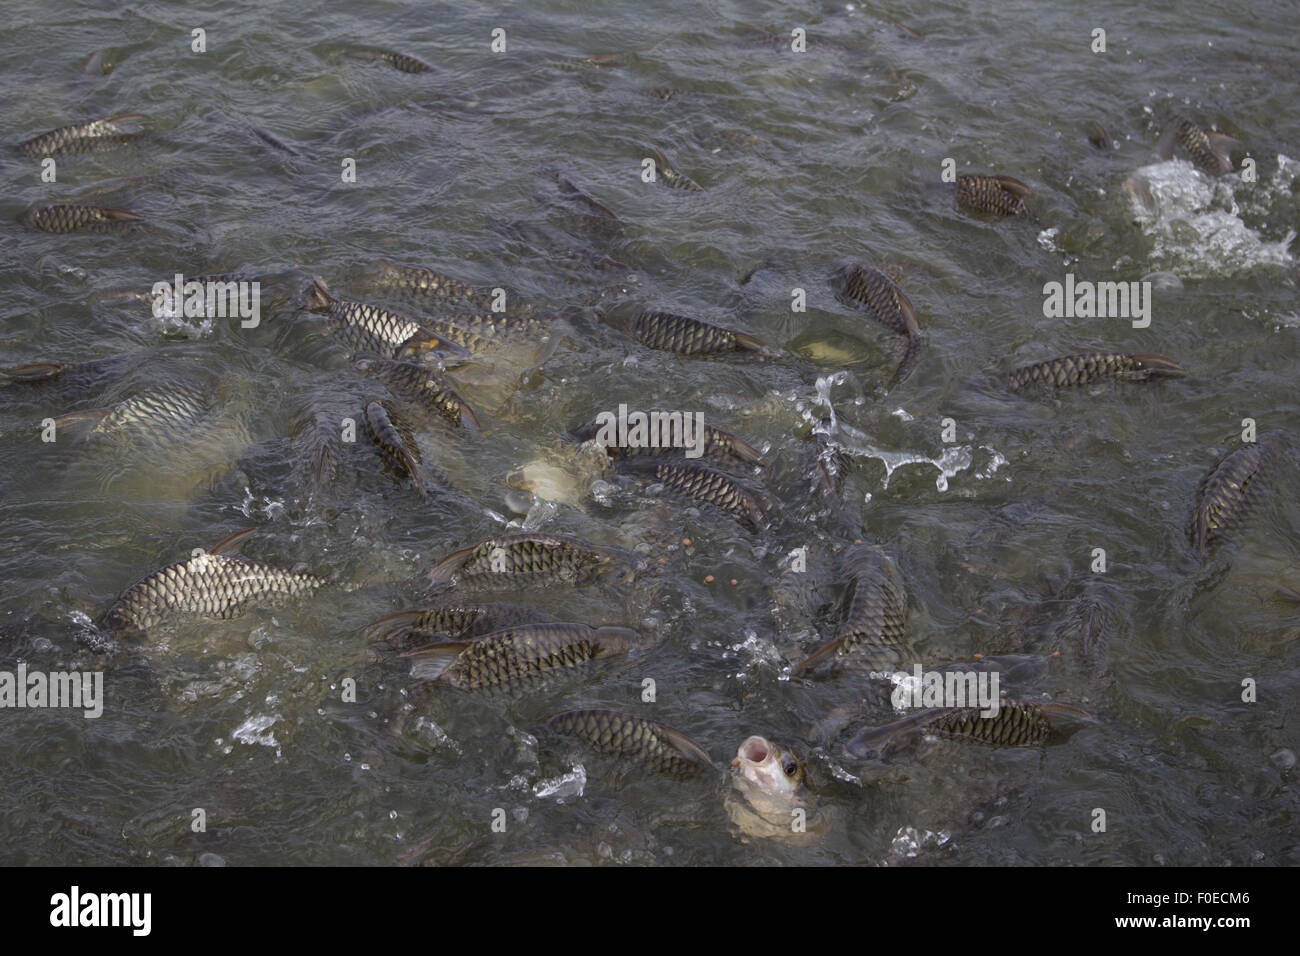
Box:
[733, 735, 771, 766]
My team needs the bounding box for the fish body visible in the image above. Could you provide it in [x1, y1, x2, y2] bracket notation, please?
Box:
[55, 381, 212, 441]
[345, 47, 434, 74]
[1084, 121, 1113, 151]
[426, 533, 636, 589]
[831, 264, 921, 387]
[414, 311, 553, 354]
[293, 406, 344, 497]
[1191, 439, 1279, 556]
[363, 400, 425, 495]
[955, 174, 1032, 216]
[650, 147, 702, 190]
[406, 622, 639, 690]
[1005, 352, 1185, 391]
[602, 306, 778, 359]
[545, 709, 714, 778]
[365, 260, 495, 311]
[794, 544, 908, 675]
[845, 701, 1096, 758]
[17, 114, 146, 157]
[20, 204, 142, 234]
[365, 602, 555, 647]
[617, 459, 769, 531]
[1159, 114, 1238, 176]
[104, 541, 324, 638]
[355, 357, 479, 430]
[306, 281, 469, 360]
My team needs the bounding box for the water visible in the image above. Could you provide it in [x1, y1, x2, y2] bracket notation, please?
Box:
[1, 0, 1297, 865]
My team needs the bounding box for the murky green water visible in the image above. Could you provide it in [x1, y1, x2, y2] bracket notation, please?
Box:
[1, 0, 1297, 865]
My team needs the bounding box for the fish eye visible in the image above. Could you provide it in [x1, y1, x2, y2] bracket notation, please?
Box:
[782, 758, 798, 776]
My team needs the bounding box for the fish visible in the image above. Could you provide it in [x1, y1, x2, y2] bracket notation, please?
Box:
[1158, 113, 1238, 176]
[551, 171, 620, 225]
[1190, 439, 1280, 556]
[365, 601, 556, 648]
[544, 709, 714, 778]
[363, 260, 497, 311]
[53, 381, 212, 441]
[354, 357, 480, 431]
[568, 417, 766, 469]
[1, 353, 134, 398]
[344, 47, 434, 74]
[404, 621, 639, 689]
[1005, 352, 1186, 391]
[410, 311, 556, 355]
[363, 400, 426, 496]
[616, 459, 770, 532]
[793, 544, 908, 676]
[1084, 120, 1113, 151]
[845, 701, 1097, 758]
[955, 174, 1032, 217]
[425, 533, 638, 590]
[292, 405, 345, 498]
[650, 147, 702, 191]
[831, 264, 921, 387]
[600, 305, 780, 359]
[306, 280, 470, 360]
[726, 734, 814, 840]
[103, 529, 325, 639]
[19, 204, 142, 234]
[17, 114, 146, 157]
[731, 735, 805, 797]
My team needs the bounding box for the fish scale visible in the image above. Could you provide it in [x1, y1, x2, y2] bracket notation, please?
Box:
[426, 533, 632, 589]
[928, 702, 1056, 747]
[355, 357, 479, 430]
[1191, 440, 1279, 555]
[18, 115, 146, 157]
[423, 622, 638, 691]
[569, 417, 765, 469]
[1006, 352, 1185, 390]
[617, 459, 768, 531]
[368, 260, 495, 310]
[955, 174, 1032, 216]
[606, 308, 778, 358]
[104, 552, 324, 637]
[794, 545, 908, 675]
[545, 709, 713, 777]
[366, 602, 556, 646]
[20, 204, 142, 234]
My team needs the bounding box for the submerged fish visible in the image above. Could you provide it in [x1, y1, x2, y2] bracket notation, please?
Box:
[363, 400, 425, 496]
[306, 280, 469, 360]
[1158, 113, 1238, 177]
[845, 700, 1097, 758]
[650, 147, 702, 191]
[1084, 120, 1113, 151]
[568, 417, 766, 469]
[20, 204, 142, 234]
[601, 305, 779, 359]
[54, 381, 212, 441]
[1005, 352, 1185, 391]
[355, 357, 479, 431]
[365, 601, 555, 647]
[363, 260, 497, 311]
[544, 709, 714, 778]
[1190, 439, 1280, 556]
[426, 533, 637, 590]
[293, 404, 346, 497]
[831, 264, 921, 387]
[17, 114, 146, 157]
[103, 529, 325, 639]
[793, 544, 908, 676]
[413, 311, 556, 355]
[405, 621, 639, 689]
[1, 353, 134, 398]
[955, 174, 1032, 217]
[344, 47, 434, 74]
[617, 459, 769, 531]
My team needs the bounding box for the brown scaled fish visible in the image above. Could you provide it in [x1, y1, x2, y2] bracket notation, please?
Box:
[403, 621, 639, 690]
[568, 417, 766, 469]
[20, 203, 142, 234]
[306, 280, 470, 361]
[955, 174, 1032, 217]
[363, 400, 426, 497]
[544, 709, 714, 778]
[831, 263, 922, 388]
[649, 147, 703, 191]
[793, 543, 909, 677]
[17, 114, 146, 157]
[601, 304, 780, 359]
[1190, 438, 1281, 556]
[845, 700, 1098, 758]
[616, 459, 770, 532]
[344, 47, 434, 74]
[365, 601, 556, 649]
[425, 533, 639, 590]
[355, 357, 480, 431]
[1158, 112, 1238, 177]
[1005, 352, 1185, 391]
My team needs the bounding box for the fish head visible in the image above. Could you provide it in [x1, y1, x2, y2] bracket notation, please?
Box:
[731, 735, 805, 798]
